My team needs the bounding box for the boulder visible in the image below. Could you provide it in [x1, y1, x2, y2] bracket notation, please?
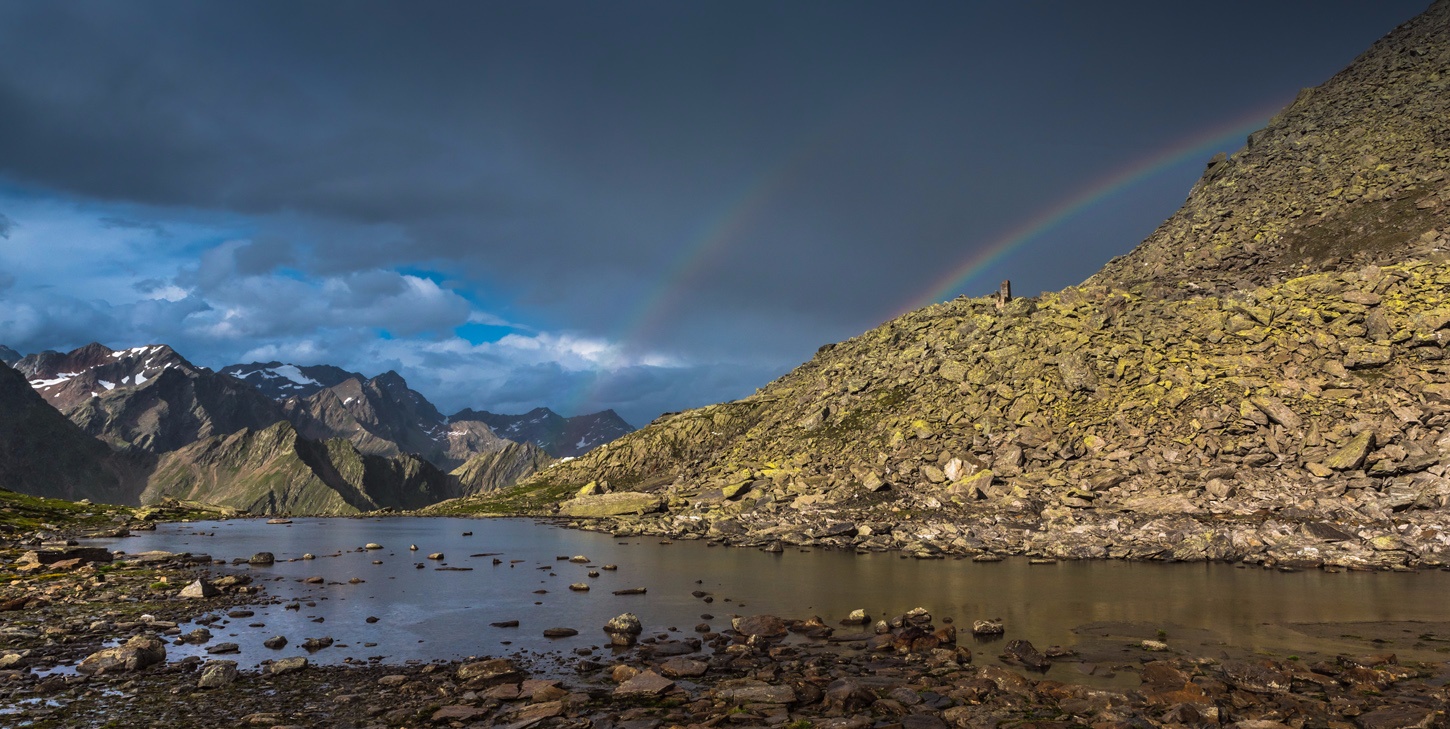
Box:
[732, 614, 788, 638]
[17, 547, 112, 566]
[614, 669, 674, 698]
[1325, 432, 1375, 471]
[604, 613, 643, 635]
[1222, 661, 1291, 694]
[197, 660, 238, 688]
[179, 578, 219, 599]
[457, 658, 520, 688]
[948, 469, 994, 499]
[77, 635, 166, 674]
[658, 657, 708, 678]
[267, 656, 308, 676]
[559, 492, 664, 517]
[971, 619, 1005, 636]
[1356, 705, 1437, 729]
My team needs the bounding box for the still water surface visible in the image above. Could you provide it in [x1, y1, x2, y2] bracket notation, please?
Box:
[84, 517, 1450, 678]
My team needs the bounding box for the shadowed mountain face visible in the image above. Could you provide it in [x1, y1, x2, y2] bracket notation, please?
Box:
[0, 345, 20, 366]
[283, 370, 510, 471]
[451, 440, 554, 495]
[464, 2, 1450, 568]
[15, 343, 286, 454]
[451, 407, 634, 458]
[144, 421, 463, 515]
[0, 361, 148, 504]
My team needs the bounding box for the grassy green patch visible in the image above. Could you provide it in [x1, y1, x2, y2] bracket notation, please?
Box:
[432, 478, 579, 516]
[0, 487, 132, 533]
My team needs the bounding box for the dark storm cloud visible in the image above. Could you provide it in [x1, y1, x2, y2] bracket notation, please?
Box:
[0, 212, 12, 238]
[0, 1, 1432, 419]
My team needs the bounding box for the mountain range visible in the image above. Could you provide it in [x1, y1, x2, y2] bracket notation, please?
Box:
[451, 407, 634, 458]
[0, 344, 633, 514]
[456, 2, 1450, 570]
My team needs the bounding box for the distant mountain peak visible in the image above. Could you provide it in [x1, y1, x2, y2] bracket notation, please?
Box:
[373, 370, 410, 390]
[15, 342, 283, 454]
[220, 361, 359, 401]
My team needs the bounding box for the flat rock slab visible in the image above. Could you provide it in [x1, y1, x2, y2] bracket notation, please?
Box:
[716, 679, 796, 704]
[559, 492, 663, 517]
[1357, 706, 1438, 729]
[732, 614, 788, 638]
[458, 658, 520, 688]
[502, 700, 563, 729]
[901, 715, 949, 729]
[658, 657, 708, 678]
[615, 670, 675, 698]
[431, 704, 490, 722]
[19, 547, 112, 566]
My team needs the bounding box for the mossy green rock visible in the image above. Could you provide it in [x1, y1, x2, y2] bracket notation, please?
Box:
[1324, 432, 1375, 471]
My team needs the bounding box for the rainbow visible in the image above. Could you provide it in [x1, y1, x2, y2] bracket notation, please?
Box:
[564, 97, 1290, 416]
[561, 140, 822, 415]
[897, 97, 1292, 315]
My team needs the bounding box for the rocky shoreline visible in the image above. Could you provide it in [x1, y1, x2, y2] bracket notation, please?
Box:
[544, 503, 1450, 573]
[4, 515, 1450, 728]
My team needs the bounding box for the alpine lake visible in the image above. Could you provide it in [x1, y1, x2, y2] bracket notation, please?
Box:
[71, 516, 1450, 690]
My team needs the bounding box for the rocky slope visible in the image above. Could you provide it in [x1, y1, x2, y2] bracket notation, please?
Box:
[218, 361, 357, 401]
[450, 440, 554, 495]
[1090, 2, 1450, 294]
[452, 406, 634, 457]
[0, 362, 148, 504]
[456, 2, 1450, 570]
[14, 343, 286, 453]
[143, 421, 462, 515]
[0, 345, 20, 366]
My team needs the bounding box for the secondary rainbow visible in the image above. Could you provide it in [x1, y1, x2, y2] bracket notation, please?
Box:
[899, 98, 1292, 315]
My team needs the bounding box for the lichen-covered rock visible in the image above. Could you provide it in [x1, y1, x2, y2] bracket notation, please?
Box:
[558, 492, 663, 517]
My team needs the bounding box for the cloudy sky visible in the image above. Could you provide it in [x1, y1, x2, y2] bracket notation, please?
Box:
[0, 1, 1428, 427]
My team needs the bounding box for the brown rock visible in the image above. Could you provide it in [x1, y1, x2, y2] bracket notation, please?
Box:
[614, 669, 674, 698]
[457, 658, 520, 688]
[732, 614, 788, 638]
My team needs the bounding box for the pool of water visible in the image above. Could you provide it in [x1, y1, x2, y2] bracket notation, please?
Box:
[77, 517, 1450, 682]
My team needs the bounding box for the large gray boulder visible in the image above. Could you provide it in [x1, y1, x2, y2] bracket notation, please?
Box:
[558, 492, 663, 517]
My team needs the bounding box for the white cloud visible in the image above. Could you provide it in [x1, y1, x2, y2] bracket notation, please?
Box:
[0, 188, 770, 425]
